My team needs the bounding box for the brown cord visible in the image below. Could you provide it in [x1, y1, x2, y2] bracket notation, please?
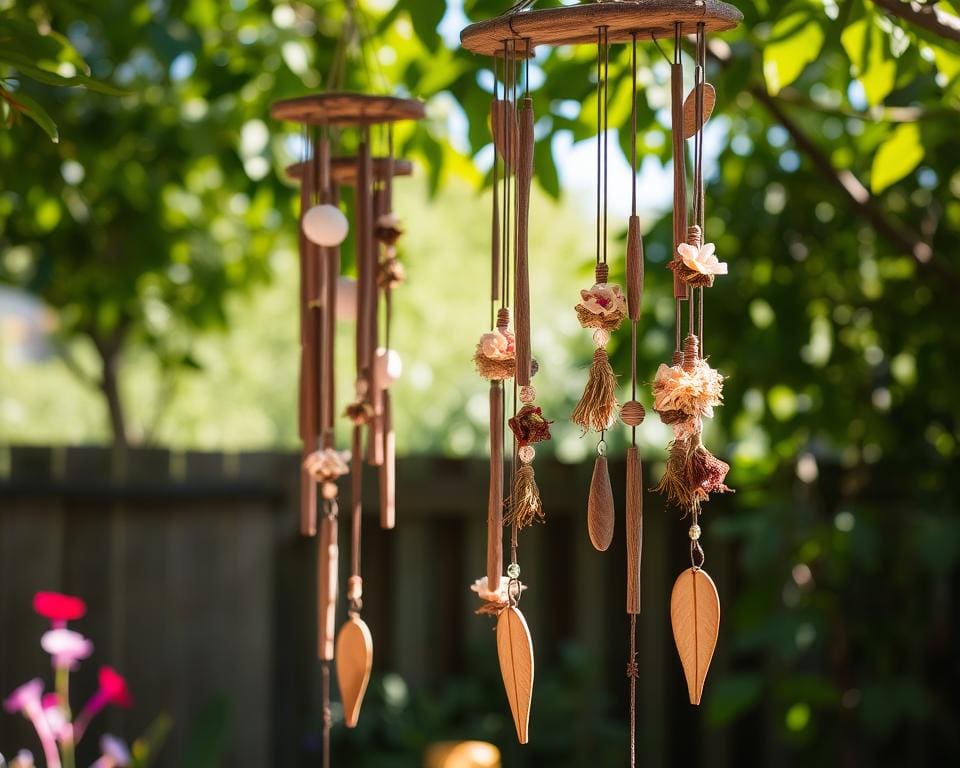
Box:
[322, 660, 331, 768]
[628, 613, 638, 768]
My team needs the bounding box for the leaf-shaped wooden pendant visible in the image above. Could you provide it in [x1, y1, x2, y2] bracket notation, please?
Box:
[587, 455, 614, 551]
[335, 614, 373, 728]
[682, 82, 717, 139]
[670, 567, 720, 705]
[496, 605, 534, 744]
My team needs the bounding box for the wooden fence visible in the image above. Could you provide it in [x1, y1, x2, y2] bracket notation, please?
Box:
[1, 446, 746, 767]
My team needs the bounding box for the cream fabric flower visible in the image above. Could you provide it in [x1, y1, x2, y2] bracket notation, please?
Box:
[303, 448, 351, 480]
[577, 282, 627, 316]
[478, 328, 515, 361]
[678, 242, 728, 276]
[470, 575, 525, 604]
[653, 360, 724, 419]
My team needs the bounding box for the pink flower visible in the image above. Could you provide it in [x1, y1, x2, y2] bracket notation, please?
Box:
[4, 679, 44, 715]
[577, 282, 627, 317]
[41, 628, 94, 670]
[478, 328, 515, 361]
[33, 592, 86, 626]
[10, 750, 37, 768]
[677, 242, 727, 276]
[73, 667, 133, 742]
[4, 679, 61, 768]
[41, 693, 70, 742]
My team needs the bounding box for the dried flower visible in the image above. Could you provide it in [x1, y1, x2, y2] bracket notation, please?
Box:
[652, 360, 724, 421]
[33, 592, 86, 627]
[677, 242, 727, 277]
[374, 212, 404, 245]
[470, 576, 525, 615]
[41, 629, 94, 671]
[508, 404, 552, 446]
[303, 448, 351, 482]
[477, 328, 515, 361]
[578, 283, 627, 316]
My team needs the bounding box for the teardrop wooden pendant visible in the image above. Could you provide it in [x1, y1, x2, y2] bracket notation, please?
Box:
[335, 614, 373, 728]
[587, 455, 615, 551]
[491, 99, 518, 172]
[682, 83, 717, 139]
[669, 567, 720, 705]
[496, 605, 534, 744]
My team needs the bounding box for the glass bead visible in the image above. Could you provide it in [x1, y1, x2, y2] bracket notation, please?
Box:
[518, 445, 535, 463]
[592, 328, 610, 347]
[507, 563, 521, 579]
[519, 385, 536, 404]
[321, 481, 338, 500]
[688, 524, 701, 541]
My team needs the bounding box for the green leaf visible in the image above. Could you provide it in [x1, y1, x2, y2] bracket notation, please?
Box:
[0, 50, 126, 96]
[762, 4, 825, 95]
[841, 14, 897, 106]
[871, 123, 924, 193]
[1, 87, 58, 141]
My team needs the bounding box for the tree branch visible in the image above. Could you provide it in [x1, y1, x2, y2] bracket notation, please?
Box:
[752, 86, 960, 291]
[870, 0, 960, 43]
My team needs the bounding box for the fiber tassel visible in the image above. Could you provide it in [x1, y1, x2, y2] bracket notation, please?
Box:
[587, 454, 615, 551]
[506, 462, 543, 529]
[572, 347, 619, 432]
[654, 435, 733, 513]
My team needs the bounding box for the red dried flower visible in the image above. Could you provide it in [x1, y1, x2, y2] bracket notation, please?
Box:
[508, 405, 553, 446]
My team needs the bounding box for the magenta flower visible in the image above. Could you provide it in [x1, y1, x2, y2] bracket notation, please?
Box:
[73, 666, 133, 741]
[41, 628, 94, 670]
[3, 679, 62, 768]
[33, 592, 87, 627]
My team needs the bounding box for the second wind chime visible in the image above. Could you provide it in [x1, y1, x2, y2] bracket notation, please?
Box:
[461, 0, 742, 756]
[271, 90, 424, 766]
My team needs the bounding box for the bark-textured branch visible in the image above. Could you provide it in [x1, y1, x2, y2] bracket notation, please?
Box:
[752, 86, 960, 291]
[871, 0, 960, 43]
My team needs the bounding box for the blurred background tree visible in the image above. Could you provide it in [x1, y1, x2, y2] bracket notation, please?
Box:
[1, 0, 959, 763]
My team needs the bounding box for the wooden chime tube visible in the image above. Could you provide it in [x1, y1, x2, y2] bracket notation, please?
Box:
[487, 381, 504, 588]
[626, 445, 643, 614]
[627, 215, 643, 322]
[379, 389, 396, 528]
[321, 185, 340, 450]
[367, 184, 386, 468]
[671, 62, 688, 300]
[317, 511, 338, 661]
[299, 154, 319, 536]
[355, 139, 370, 386]
[515, 97, 535, 387]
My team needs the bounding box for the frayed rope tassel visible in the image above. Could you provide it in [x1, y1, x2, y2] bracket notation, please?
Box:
[572, 347, 619, 432]
[505, 462, 544, 529]
[654, 435, 733, 514]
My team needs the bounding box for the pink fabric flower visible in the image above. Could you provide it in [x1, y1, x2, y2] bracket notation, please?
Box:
[478, 328, 515, 361]
[302, 448, 350, 481]
[577, 282, 627, 316]
[653, 361, 724, 419]
[41, 628, 94, 670]
[677, 242, 727, 276]
[4, 680, 61, 768]
[33, 592, 86, 626]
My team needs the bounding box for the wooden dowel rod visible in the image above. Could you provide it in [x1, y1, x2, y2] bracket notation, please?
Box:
[626, 214, 644, 322]
[514, 97, 535, 387]
[317, 511, 338, 660]
[379, 390, 396, 530]
[671, 62, 688, 300]
[626, 446, 643, 615]
[487, 381, 504, 588]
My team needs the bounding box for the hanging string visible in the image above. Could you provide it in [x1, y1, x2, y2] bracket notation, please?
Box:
[695, 23, 707, 358]
[492, 55, 501, 330]
[673, 22, 685, 355]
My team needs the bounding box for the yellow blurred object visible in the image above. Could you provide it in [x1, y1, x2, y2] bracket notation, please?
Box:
[424, 741, 501, 768]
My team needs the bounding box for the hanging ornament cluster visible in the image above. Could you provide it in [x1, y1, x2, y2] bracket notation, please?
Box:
[460, 0, 742, 757]
[271, 90, 424, 764]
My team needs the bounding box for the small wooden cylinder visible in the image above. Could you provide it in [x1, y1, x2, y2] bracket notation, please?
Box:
[626, 214, 644, 321]
[626, 446, 643, 615]
[487, 382, 504, 588]
[317, 512, 339, 661]
[671, 63, 688, 300]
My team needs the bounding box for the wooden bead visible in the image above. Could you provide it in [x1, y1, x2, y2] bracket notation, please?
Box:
[621, 400, 646, 426]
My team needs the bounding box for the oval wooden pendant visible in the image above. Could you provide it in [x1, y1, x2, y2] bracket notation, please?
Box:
[670, 567, 720, 706]
[587, 455, 615, 552]
[682, 83, 716, 139]
[496, 605, 534, 744]
[335, 614, 373, 728]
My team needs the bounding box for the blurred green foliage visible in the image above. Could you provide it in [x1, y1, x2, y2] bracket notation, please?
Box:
[2, 0, 960, 762]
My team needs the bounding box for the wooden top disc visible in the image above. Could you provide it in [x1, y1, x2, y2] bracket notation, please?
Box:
[271, 92, 425, 126]
[460, 1, 743, 56]
[285, 157, 414, 186]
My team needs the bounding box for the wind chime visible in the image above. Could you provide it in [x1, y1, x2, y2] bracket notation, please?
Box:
[270, 90, 424, 766]
[461, 0, 741, 757]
